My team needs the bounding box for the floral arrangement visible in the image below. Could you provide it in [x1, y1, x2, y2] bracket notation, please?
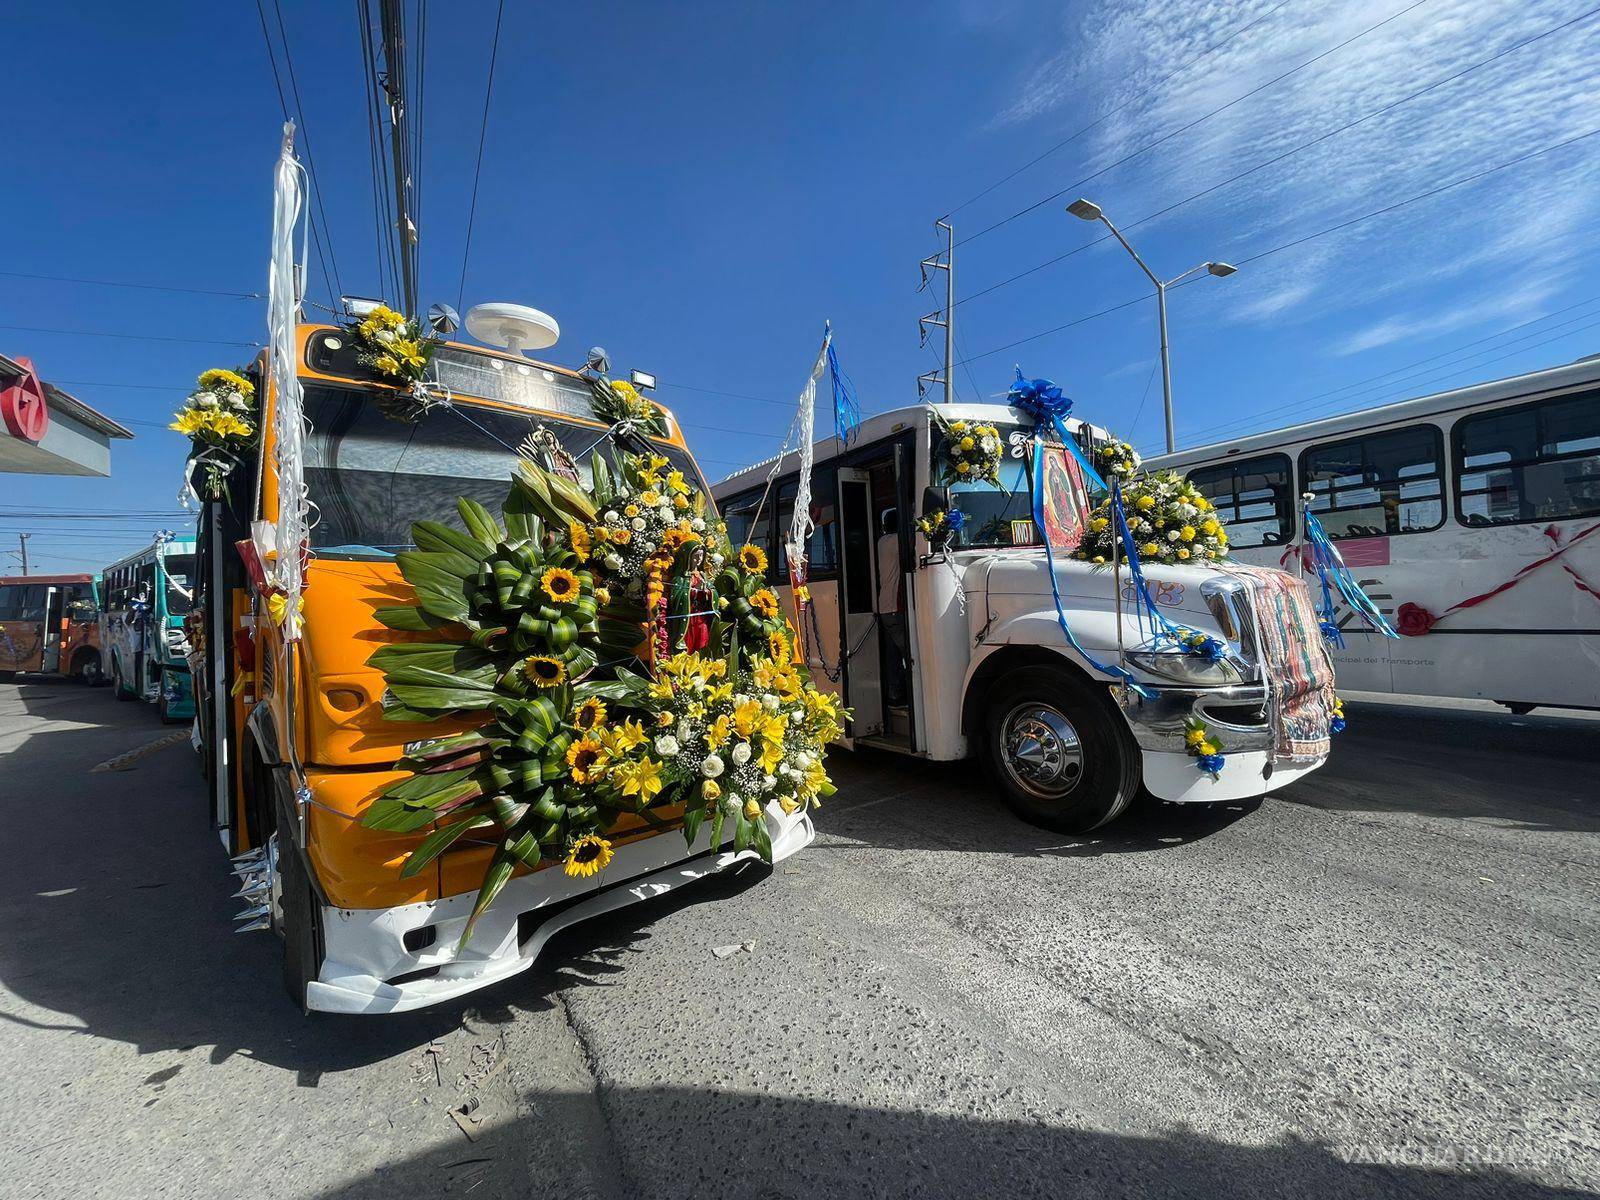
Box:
[345, 303, 442, 422]
[1093, 438, 1142, 483]
[170, 368, 258, 500]
[1183, 716, 1226, 777]
[363, 444, 844, 945]
[1076, 469, 1230, 567]
[592, 379, 669, 438]
[916, 507, 965, 551]
[933, 413, 1003, 485]
[1171, 625, 1226, 663]
[1331, 695, 1347, 734]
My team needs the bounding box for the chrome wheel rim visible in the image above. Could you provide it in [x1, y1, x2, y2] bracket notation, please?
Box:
[1001, 703, 1085, 802]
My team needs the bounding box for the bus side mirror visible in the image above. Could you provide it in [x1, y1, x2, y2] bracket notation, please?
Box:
[921, 485, 948, 518]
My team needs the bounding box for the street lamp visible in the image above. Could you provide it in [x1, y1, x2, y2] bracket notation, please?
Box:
[1067, 197, 1236, 453]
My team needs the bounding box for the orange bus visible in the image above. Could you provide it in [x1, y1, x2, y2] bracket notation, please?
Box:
[0, 573, 103, 684]
[191, 319, 809, 1013]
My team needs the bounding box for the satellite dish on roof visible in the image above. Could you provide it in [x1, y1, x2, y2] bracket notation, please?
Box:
[464, 302, 560, 356]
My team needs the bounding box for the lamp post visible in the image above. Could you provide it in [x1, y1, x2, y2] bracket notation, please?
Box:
[1066, 198, 1235, 454]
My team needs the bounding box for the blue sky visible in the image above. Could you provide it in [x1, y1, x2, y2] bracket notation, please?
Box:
[7, 0, 1600, 573]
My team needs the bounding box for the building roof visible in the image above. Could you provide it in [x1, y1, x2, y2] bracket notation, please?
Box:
[0, 352, 135, 440]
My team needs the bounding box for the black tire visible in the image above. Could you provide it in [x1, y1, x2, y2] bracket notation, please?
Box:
[75, 654, 102, 686]
[112, 660, 134, 701]
[267, 763, 322, 1013]
[982, 663, 1140, 834]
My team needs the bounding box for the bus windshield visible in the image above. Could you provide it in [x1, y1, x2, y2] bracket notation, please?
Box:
[302, 386, 707, 558]
[941, 423, 1082, 549]
[163, 554, 195, 615]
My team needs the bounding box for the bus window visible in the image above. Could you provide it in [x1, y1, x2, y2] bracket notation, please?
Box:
[720, 488, 775, 580]
[805, 468, 839, 579]
[1301, 425, 1444, 538]
[1188, 453, 1293, 548]
[1455, 393, 1600, 526]
[2, 585, 48, 622]
[164, 553, 196, 615]
[0, 585, 23, 621]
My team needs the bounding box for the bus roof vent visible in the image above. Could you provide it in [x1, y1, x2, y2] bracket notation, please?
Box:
[464, 303, 560, 356]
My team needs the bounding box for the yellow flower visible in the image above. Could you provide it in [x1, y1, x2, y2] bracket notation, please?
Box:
[778, 796, 801, 816]
[641, 490, 661, 506]
[1092, 555, 1106, 564]
[802, 760, 828, 797]
[732, 698, 765, 739]
[654, 709, 676, 728]
[568, 521, 592, 563]
[1202, 518, 1221, 536]
[566, 737, 606, 784]
[574, 697, 607, 732]
[1178, 548, 1191, 559]
[707, 713, 734, 748]
[702, 779, 722, 802]
[1136, 495, 1156, 511]
[624, 504, 639, 518]
[1185, 729, 1206, 747]
[607, 720, 647, 755]
[616, 757, 664, 804]
[767, 629, 789, 661]
[1090, 517, 1109, 532]
[594, 585, 611, 606]
[956, 461, 970, 474]
[751, 589, 780, 618]
[1196, 497, 1212, 511]
[738, 543, 768, 573]
[374, 353, 401, 377]
[198, 368, 254, 398]
[523, 655, 567, 688]
[1181, 526, 1196, 542]
[959, 436, 975, 451]
[743, 798, 763, 821]
[949, 420, 967, 434]
[1141, 542, 1159, 557]
[666, 469, 689, 495]
[1198, 741, 1218, 757]
[541, 566, 581, 604]
[266, 592, 303, 625]
[757, 735, 785, 774]
[564, 834, 614, 878]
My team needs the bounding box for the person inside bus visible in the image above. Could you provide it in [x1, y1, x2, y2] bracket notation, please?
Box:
[876, 507, 908, 707]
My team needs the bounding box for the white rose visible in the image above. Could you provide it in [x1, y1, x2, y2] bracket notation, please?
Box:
[605, 511, 621, 525]
[1167, 529, 1180, 542]
[604, 554, 623, 571]
[655, 735, 679, 756]
[630, 517, 646, 531]
[761, 774, 776, 792]
[641, 540, 656, 553]
[195, 392, 219, 409]
[658, 505, 674, 520]
[732, 742, 752, 765]
[376, 328, 396, 345]
[702, 754, 724, 778]
[691, 518, 705, 532]
[788, 710, 802, 723]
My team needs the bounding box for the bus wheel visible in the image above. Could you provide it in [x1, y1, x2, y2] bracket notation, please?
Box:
[983, 664, 1139, 834]
[76, 654, 102, 686]
[112, 661, 134, 701]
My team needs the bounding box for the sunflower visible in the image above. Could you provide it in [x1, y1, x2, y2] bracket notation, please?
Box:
[767, 629, 789, 661]
[522, 655, 567, 688]
[541, 567, 581, 604]
[566, 737, 606, 784]
[574, 697, 607, 732]
[738, 543, 768, 573]
[751, 588, 780, 618]
[564, 833, 614, 878]
[568, 521, 592, 563]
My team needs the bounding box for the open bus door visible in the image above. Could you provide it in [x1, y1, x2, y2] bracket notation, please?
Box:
[836, 467, 882, 737]
[39, 583, 65, 674]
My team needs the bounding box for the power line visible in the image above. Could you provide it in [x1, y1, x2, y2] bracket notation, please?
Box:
[0, 271, 258, 299]
[0, 324, 259, 348]
[954, 0, 1432, 251]
[941, 0, 1296, 221]
[359, 0, 402, 302]
[955, 4, 1600, 310]
[457, 0, 507, 314]
[253, 0, 339, 312]
[954, 121, 1600, 369]
[270, 0, 346, 301]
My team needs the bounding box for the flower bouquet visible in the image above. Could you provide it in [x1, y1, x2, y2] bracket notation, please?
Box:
[1075, 468, 1230, 567]
[346, 303, 442, 422]
[933, 413, 1003, 485]
[171, 368, 258, 500]
[592, 379, 669, 438]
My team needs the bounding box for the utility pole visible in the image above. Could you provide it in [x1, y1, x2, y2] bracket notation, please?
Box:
[379, 0, 419, 317]
[16, 533, 29, 576]
[918, 219, 955, 404]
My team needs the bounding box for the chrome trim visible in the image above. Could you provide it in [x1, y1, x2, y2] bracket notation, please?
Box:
[1115, 680, 1274, 754]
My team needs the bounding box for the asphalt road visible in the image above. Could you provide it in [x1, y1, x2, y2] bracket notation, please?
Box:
[1, 679, 1596, 1199]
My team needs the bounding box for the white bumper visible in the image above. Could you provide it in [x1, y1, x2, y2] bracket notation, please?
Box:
[306, 809, 815, 1015]
[1140, 748, 1326, 803]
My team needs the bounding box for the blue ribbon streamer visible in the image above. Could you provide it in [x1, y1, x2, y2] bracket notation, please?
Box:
[1008, 370, 1154, 701]
[826, 324, 862, 447]
[1301, 509, 1400, 642]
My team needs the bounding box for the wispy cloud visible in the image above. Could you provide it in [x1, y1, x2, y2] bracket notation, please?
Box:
[989, 0, 1600, 348]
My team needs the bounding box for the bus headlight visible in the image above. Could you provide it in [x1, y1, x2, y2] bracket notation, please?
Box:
[1126, 648, 1245, 687]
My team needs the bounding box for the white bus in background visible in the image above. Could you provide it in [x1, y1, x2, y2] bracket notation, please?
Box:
[1150, 357, 1600, 714]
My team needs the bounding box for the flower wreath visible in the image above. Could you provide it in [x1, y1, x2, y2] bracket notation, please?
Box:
[365, 445, 846, 945]
[171, 368, 259, 500]
[345, 304, 443, 422]
[932, 412, 1003, 485]
[916, 506, 965, 551]
[591, 379, 669, 438]
[1076, 468, 1230, 567]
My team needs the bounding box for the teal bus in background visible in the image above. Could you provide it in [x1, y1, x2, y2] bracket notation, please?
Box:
[100, 536, 197, 723]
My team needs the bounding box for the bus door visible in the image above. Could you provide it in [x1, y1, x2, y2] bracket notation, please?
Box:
[39, 584, 64, 674]
[836, 467, 883, 736]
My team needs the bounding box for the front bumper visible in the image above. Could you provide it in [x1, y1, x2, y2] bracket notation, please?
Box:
[1116, 680, 1327, 802]
[304, 808, 815, 1015]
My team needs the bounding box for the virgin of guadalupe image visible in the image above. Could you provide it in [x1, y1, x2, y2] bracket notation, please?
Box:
[1038, 444, 1088, 552]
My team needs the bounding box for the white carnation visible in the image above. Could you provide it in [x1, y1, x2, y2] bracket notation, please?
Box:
[630, 517, 646, 531]
[1167, 529, 1181, 542]
[690, 518, 706, 532]
[762, 694, 780, 711]
[761, 774, 777, 792]
[195, 392, 219, 409]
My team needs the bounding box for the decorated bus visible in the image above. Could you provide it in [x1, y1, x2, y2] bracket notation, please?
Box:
[0, 573, 102, 683]
[100, 538, 196, 721]
[714, 369, 1358, 833]
[178, 136, 840, 1014]
[1150, 357, 1600, 713]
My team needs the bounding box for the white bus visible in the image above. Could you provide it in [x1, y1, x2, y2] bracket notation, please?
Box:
[713, 402, 1341, 834]
[1150, 358, 1600, 713]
